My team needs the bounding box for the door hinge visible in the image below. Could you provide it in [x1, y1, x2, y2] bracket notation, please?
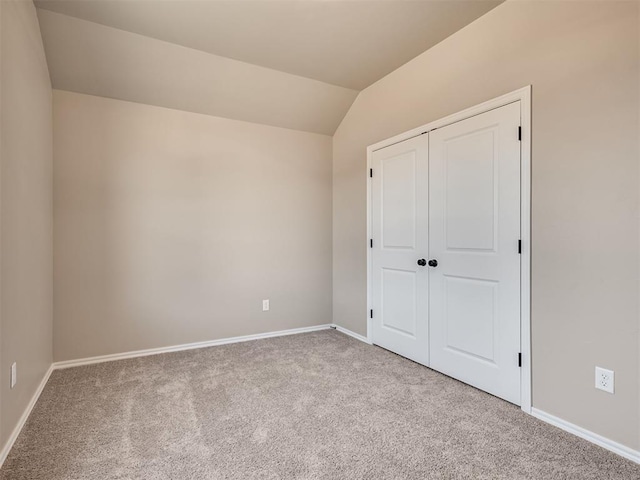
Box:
[518, 239, 521, 254]
[369, 168, 373, 178]
[518, 126, 522, 141]
[370, 309, 373, 319]
[370, 239, 373, 248]
[518, 352, 522, 367]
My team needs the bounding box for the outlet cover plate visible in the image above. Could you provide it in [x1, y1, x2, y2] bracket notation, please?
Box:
[10, 362, 16, 389]
[262, 299, 270, 311]
[595, 366, 614, 394]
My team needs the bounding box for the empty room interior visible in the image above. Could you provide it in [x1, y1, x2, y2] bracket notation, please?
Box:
[1, 0, 640, 478]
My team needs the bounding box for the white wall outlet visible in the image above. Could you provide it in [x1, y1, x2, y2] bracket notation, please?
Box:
[595, 366, 614, 394]
[262, 299, 270, 311]
[10, 362, 17, 389]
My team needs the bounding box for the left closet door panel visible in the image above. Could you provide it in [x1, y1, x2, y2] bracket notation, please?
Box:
[371, 134, 429, 366]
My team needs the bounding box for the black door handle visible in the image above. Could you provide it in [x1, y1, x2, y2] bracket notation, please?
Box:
[428, 259, 438, 267]
[417, 259, 427, 266]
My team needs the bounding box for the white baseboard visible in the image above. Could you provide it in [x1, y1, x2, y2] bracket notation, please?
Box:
[531, 408, 640, 464]
[53, 324, 333, 369]
[0, 364, 54, 468]
[332, 324, 371, 344]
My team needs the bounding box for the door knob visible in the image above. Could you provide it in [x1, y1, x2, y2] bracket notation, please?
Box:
[428, 259, 438, 267]
[417, 259, 427, 266]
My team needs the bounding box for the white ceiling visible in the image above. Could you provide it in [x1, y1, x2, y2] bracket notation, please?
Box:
[35, 0, 502, 90]
[35, 0, 502, 134]
[37, 9, 358, 135]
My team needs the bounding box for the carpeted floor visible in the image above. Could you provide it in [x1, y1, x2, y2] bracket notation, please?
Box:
[2, 330, 639, 479]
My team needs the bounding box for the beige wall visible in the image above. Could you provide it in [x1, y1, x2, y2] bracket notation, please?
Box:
[53, 91, 332, 361]
[333, 1, 640, 449]
[0, 0, 53, 448]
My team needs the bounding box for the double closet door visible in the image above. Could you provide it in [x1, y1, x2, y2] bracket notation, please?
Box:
[370, 102, 522, 405]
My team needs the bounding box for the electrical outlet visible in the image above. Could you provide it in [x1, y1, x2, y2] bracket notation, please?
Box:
[595, 366, 614, 394]
[10, 362, 16, 389]
[262, 299, 270, 312]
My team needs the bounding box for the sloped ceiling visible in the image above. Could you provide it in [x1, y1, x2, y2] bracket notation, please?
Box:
[35, 1, 503, 135]
[37, 9, 357, 135]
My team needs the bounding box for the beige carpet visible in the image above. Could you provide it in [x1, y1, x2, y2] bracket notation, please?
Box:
[1, 330, 639, 479]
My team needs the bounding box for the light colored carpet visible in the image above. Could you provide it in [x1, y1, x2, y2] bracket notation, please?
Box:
[1, 330, 639, 479]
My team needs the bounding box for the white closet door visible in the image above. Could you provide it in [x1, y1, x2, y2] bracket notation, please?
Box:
[428, 102, 522, 405]
[371, 134, 429, 366]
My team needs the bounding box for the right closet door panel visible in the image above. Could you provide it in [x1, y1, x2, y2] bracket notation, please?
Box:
[428, 102, 522, 405]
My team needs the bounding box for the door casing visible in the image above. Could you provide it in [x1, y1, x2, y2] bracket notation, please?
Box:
[365, 86, 532, 414]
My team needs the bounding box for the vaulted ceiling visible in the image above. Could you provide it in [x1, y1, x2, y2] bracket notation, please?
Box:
[35, 0, 502, 135]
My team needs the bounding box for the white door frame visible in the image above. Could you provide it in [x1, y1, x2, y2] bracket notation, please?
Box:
[366, 86, 532, 414]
